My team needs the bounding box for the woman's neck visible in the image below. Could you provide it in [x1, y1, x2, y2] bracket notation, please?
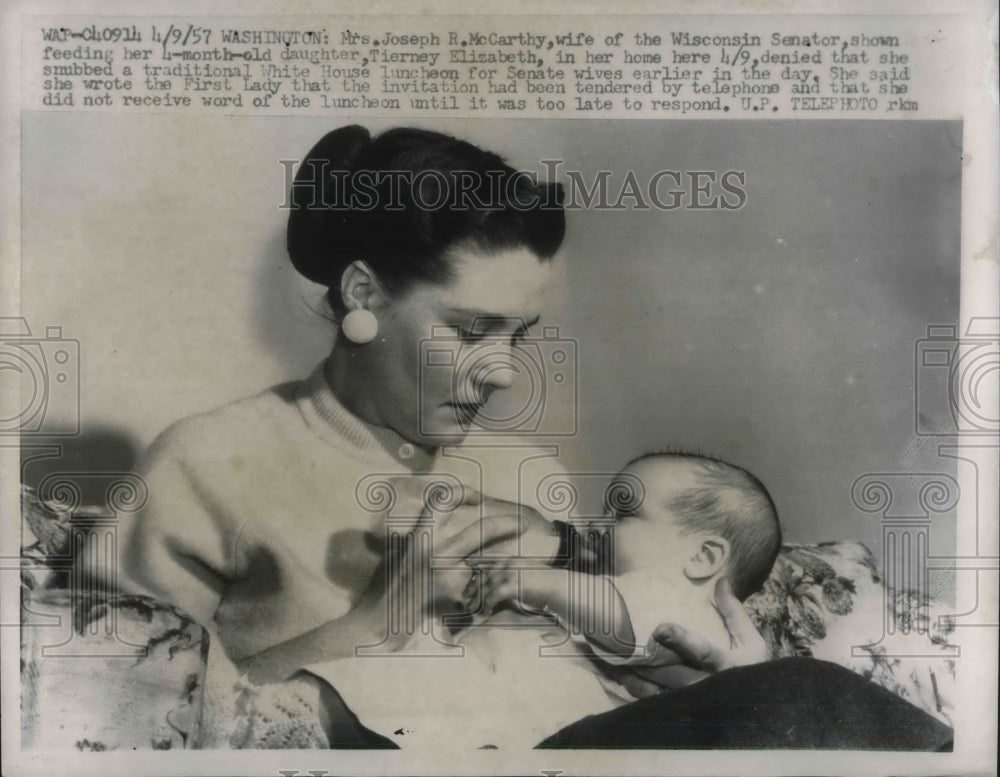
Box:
[322, 341, 438, 457]
[324, 341, 382, 426]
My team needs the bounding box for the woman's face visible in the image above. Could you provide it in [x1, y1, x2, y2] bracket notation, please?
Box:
[364, 244, 554, 447]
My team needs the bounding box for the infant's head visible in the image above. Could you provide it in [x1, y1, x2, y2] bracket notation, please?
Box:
[606, 452, 781, 600]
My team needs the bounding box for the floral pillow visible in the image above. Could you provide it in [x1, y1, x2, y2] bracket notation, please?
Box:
[745, 542, 955, 726]
[20, 485, 209, 751]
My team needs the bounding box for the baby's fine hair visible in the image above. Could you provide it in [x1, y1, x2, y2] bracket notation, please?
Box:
[628, 451, 782, 600]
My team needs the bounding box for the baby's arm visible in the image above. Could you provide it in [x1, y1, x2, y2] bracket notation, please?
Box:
[466, 566, 636, 658]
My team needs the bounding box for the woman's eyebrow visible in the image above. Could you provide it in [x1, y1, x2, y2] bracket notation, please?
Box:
[448, 309, 541, 329]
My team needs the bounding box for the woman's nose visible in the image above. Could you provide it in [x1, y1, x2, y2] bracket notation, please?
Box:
[470, 343, 517, 390]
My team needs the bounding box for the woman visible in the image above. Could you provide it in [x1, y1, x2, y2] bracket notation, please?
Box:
[114, 125, 950, 751]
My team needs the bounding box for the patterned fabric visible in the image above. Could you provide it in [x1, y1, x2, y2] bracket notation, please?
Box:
[21, 485, 957, 747]
[21, 591, 209, 751]
[744, 542, 956, 726]
[746, 542, 881, 657]
[21, 486, 209, 751]
[229, 676, 329, 749]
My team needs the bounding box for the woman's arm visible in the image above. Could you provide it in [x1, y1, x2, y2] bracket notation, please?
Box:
[237, 599, 386, 684]
[84, 446, 232, 627]
[239, 510, 529, 684]
[243, 488, 565, 684]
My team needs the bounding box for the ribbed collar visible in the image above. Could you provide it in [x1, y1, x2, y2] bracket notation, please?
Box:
[296, 360, 437, 471]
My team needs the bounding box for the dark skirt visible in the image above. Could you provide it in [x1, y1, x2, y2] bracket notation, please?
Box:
[332, 657, 953, 750]
[536, 657, 954, 751]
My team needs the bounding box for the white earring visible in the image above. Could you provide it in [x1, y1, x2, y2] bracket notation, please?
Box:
[342, 309, 379, 344]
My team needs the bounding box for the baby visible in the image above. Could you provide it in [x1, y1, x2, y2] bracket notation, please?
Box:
[306, 452, 781, 749]
[464, 452, 782, 697]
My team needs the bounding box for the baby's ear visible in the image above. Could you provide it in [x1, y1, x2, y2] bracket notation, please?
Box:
[683, 535, 730, 582]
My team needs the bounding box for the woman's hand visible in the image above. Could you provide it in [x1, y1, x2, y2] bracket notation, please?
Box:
[648, 578, 772, 687]
[416, 486, 552, 612]
[241, 488, 558, 683]
[437, 488, 562, 563]
[353, 505, 530, 646]
[463, 564, 516, 614]
[462, 562, 557, 614]
[239, 509, 525, 684]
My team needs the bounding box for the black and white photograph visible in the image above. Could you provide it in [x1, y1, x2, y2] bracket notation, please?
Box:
[2, 3, 997, 776]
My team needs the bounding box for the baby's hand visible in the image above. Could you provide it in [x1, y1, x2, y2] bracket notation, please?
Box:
[463, 564, 519, 615]
[431, 564, 475, 609]
[463, 564, 560, 615]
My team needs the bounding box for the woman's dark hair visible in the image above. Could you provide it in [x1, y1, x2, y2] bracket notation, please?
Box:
[286, 125, 566, 315]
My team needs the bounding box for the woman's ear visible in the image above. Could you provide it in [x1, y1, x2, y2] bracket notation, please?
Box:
[339, 260, 386, 312]
[682, 535, 730, 582]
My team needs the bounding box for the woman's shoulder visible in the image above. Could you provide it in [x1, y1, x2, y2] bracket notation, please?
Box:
[140, 379, 306, 469]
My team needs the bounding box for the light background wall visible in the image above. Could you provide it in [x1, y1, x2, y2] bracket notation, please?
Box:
[19, 116, 961, 575]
